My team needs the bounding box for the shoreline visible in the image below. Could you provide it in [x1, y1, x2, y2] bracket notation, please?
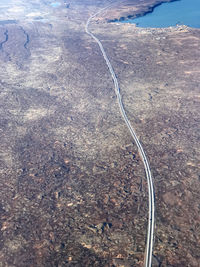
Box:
[108, 0, 180, 22]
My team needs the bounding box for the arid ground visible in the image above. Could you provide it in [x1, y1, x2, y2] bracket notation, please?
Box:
[0, 0, 199, 266]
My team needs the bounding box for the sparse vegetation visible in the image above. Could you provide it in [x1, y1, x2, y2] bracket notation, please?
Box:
[0, 0, 199, 266]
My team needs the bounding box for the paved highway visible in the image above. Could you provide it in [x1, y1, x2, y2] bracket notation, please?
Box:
[85, 4, 155, 267]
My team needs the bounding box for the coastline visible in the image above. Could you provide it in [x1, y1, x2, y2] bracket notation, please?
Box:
[107, 0, 180, 22]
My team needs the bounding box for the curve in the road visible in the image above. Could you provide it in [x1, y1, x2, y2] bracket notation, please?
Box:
[85, 4, 155, 267]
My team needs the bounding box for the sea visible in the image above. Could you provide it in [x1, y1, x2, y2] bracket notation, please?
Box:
[122, 0, 200, 28]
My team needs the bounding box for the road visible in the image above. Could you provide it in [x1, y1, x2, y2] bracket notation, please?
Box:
[85, 3, 155, 267]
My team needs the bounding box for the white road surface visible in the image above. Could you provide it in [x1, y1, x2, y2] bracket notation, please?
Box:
[85, 4, 155, 267]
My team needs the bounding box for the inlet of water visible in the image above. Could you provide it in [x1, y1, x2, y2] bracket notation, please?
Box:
[122, 0, 200, 28]
[50, 2, 61, 8]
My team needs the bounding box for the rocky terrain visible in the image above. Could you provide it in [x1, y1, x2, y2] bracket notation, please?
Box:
[0, 0, 199, 266]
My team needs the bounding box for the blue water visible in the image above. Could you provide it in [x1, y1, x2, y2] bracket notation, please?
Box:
[123, 0, 200, 28]
[50, 2, 61, 7]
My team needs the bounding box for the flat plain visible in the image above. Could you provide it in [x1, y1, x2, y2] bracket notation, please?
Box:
[0, 0, 199, 266]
